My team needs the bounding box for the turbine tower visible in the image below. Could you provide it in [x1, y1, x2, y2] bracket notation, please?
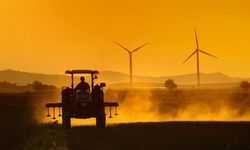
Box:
[183, 28, 218, 87]
[114, 41, 148, 87]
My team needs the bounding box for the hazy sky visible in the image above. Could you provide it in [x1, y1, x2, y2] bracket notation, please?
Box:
[0, 0, 250, 77]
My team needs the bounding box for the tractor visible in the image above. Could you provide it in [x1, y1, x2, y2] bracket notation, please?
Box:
[45, 70, 118, 129]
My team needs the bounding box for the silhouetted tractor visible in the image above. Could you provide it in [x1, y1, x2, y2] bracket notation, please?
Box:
[45, 70, 118, 129]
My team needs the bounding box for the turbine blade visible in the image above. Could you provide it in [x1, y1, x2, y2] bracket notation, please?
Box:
[114, 41, 130, 53]
[199, 50, 218, 59]
[131, 42, 148, 53]
[194, 27, 199, 49]
[183, 50, 197, 64]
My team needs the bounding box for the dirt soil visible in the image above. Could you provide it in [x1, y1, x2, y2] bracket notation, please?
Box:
[32, 122, 249, 150]
[1, 120, 250, 149]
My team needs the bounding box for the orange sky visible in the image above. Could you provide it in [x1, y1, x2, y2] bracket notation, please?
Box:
[0, 0, 250, 77]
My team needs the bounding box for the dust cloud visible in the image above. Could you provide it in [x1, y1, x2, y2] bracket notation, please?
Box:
[31, 91, 61, 123]
[38, 88, 250, 126]
[105, 89, 250, 123]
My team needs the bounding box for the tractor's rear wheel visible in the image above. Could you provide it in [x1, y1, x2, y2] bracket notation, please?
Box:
[62, 111, 71, 129]
[96, 112, 106, 129]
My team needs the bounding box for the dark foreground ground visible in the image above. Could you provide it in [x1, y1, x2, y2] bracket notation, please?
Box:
[1, 90, 250, 150]
[17, 122, 250, 150]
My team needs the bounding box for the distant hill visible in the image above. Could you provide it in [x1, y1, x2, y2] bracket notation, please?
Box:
[0, 69, 69, 87]
[100, 71, 241, 84]
[0, 69, 248, 88]
[158, 72, 237, 84]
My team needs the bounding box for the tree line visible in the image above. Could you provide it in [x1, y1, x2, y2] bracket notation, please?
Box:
[164, 79, 250, 90]
[0, 81, 57, 93]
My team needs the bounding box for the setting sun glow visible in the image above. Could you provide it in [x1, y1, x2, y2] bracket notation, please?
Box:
[0, 0, 249, 77]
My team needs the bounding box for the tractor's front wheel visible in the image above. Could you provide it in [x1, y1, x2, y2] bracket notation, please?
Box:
[96, 112, 106, 129]
[62, 111, 71, 129]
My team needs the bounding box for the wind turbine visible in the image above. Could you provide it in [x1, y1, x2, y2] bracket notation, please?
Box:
[183, 28, 218, 87]
[114, 41, 148, 87]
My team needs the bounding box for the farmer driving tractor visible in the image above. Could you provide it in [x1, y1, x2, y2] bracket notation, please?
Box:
[74, 76, 91, 102]
[74, 76, 90, 93]
[45, 70, 119, 129]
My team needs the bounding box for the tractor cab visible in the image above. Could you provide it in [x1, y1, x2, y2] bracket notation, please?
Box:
[65, 70, 102, 91]
[65, 70, 103, 103]
[46, 70, 118, 129]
